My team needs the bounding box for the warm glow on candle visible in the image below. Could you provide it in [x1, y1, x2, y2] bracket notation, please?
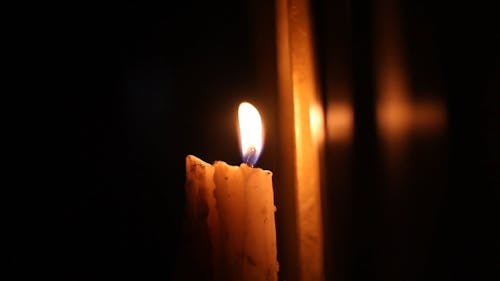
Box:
[238, 102, 264, 166]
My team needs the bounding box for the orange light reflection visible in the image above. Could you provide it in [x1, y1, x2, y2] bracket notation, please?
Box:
[327, 102, 353, 143]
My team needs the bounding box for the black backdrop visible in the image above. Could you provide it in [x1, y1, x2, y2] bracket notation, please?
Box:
[18, 0, 498, 280]
[315, 1, 499, 281]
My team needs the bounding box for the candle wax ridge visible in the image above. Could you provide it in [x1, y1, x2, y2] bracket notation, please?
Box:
[184, 155, 278, 281]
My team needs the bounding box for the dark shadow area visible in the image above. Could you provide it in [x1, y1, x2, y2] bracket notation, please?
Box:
[314, 0, 499, 280]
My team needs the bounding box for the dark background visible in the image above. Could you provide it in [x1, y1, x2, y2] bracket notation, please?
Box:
[16, 0, 498, 280]
[315, 1, 499, 281]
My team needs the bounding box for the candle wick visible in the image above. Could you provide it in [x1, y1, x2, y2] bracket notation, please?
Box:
[243, 146, 258, 167]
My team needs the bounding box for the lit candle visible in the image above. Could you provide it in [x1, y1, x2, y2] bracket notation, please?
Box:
[184, 102, 278, 281]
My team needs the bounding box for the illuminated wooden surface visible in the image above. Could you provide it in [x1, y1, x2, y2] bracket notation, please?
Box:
[276, 0, 325, 280]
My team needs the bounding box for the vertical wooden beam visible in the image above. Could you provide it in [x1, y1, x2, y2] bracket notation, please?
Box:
[276, 0, 325, 280]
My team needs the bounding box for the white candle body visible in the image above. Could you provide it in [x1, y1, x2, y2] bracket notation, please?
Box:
[185, 155, 278, 281]
[184, 155, 220, 280]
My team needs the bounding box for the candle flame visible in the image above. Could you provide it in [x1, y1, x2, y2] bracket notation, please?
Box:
[238, 102, 264, 167]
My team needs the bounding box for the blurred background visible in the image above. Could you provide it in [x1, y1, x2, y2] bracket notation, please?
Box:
[20, 0, 498, 280]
